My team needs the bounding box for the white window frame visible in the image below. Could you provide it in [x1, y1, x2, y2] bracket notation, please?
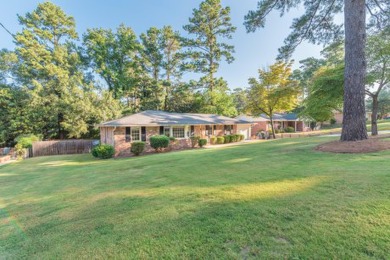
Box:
[131, 127, 141, 142]
[172, 126, 185, 138]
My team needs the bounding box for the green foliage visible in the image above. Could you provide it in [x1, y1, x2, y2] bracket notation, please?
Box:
[216, 136, 224, 144]
[183, 0, 236, 112]
[198, 139, 207, 148]
[150, 135, 170, 151]
[14, 134, 41, 148]
[330, 118, 337, 125]
[92, 144, 115, 159]
[210, 136, 217, 145]
[284, 127, 295, 133]
[131, 142, 146, 156]
[14, 143, 25, 160]
[247, 61, 299, 138]
[300, 65, 344, 123]
[224, 135, 232, 143]
[230, 134, 238, 142]
[190, 136, 200, 148]
[169, 136, 176, 143]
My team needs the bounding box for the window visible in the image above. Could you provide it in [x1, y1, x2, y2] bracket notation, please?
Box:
[164, 126, 171, 137]
[224, 125, 233, 135]
[205, 125, 213, 136]
[125, 127, 131, 142]
[131, 127, 140, 141]
[172, 127, 185, 138]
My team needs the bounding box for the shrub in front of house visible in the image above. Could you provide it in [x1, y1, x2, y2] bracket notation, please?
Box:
[198, 139, 207, 147]
[216, 136, 224, 144]
[284, 127, 295, 133]
[210, 136, 217, 145]
[169, 136, 176, 143]
[131, 141, 145, 156]
[190, 136, 200, 148]
[92, 144, 115, 159]
[330, 118, 337, 125]
[224, 135, 232, 143]
[236, 134, 242, 141]
[150, 135, 170, 152]
[239, 134, 245, 141]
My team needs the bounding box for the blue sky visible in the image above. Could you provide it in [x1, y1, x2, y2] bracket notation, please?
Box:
[0, 0, 323, 89]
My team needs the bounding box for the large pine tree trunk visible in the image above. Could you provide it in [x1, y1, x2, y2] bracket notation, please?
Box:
[371, 95, 379, 136]
[340, 0, 368, 141]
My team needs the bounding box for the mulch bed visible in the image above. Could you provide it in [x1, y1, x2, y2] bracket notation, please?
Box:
[315, 134, 390, 153]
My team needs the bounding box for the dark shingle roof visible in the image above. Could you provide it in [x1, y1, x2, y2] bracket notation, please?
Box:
[100, 110, 251, 127]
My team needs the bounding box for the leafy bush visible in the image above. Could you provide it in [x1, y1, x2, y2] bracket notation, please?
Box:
[216, 136, 224, 144]
[284, 126, 295, 133]
[14, 134, 41, 148]
[238, 134, 245, 141]
[210, 136, 217, 145]
[230, 134, 237, 142]
[330, 118, 337, 125]
[150, 135, 170, 151]
[92, 144, 115, 159]
[131, 141, 145, 156]
[224, 135, 232, 143]
[190, 136, 200, 148]
[15, 143, 25, 160]
[169, 136, 176, 143]
[198, 139, 207, 147]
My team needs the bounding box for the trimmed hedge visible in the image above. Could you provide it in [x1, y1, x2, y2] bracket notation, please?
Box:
[284, 126, 295, 133]
[150, 135, 170, 151]
[190, 136, 200, 148]
[131, 141, 145, 156]
[216, 136, 224, 144]
[210, 136, 217, 145]
[224, 135, 231, 143]
[198, 139, 207, 147]
[92, 144, 115, 159]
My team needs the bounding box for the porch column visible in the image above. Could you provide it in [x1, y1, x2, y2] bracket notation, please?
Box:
[294, 121, 297, 132]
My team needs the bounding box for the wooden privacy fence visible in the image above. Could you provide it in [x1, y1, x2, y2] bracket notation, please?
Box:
[32, 139, 98, 157]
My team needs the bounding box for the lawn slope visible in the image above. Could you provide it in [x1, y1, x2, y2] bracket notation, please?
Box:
[0, 137, 389, 259]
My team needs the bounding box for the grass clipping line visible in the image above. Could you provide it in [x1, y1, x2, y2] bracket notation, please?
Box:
[315, 134, 390, 153]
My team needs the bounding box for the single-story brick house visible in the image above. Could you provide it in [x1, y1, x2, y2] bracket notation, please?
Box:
[99, 110, 252, 156]
[236, 113, 310, 137]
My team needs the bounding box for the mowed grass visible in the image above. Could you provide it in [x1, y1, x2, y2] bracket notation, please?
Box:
[0, 137, 389, 259]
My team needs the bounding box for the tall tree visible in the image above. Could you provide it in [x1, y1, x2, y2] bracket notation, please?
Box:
[83, 24, 142, 100]
[12, 2, 121, 139]
[140, 26, 184, 110]
[300, 64, 344, 123]
[244, 0, 390, 141]
[246, 61, 299, 138]
[183, 0, 236, 107]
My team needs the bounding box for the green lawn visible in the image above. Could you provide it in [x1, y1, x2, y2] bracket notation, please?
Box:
[1, 137, 389, 259]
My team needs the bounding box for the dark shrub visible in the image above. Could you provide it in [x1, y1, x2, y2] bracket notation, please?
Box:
[92, 144, 115, 159]
[169, 136, 176, 143]
[131, 141, 145, 156]
[150, 135, 170, 152]
[198, 139, 207, 147]
[230, 135, 237, 142]
[330, 118, 337, 125]
[210, 136, 217, 145]
[224, 135, 232, 143]
[238, 134, 245, 141]
[190, 136, 200, 148]
[216, 136, 224, 144]
[284, 126, 295, 133]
